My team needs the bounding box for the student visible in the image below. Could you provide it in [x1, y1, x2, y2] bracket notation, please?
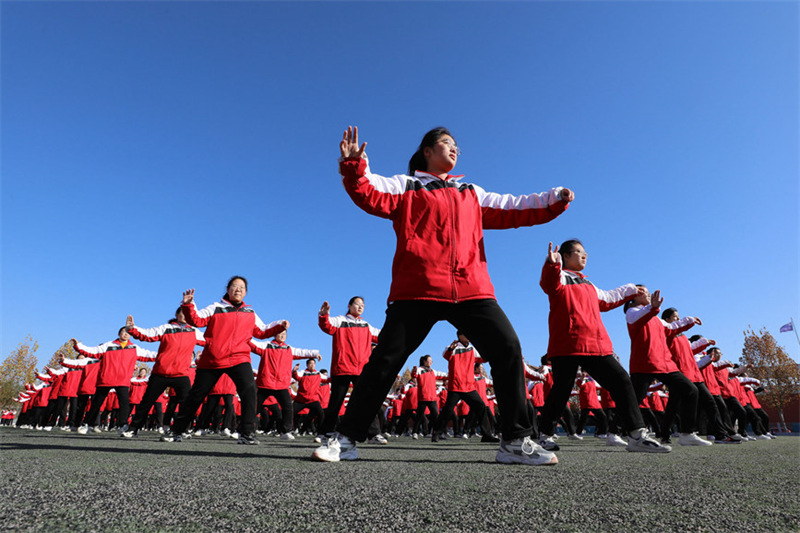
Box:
[539, 240, 670, 452]
[313, 126, 572, 465]
[432, 332, 494, 442]
[121, 309, 205, 438]
[317, 297, 382, 440]
[249, 331, 321, 440]
[162, 276, 288, 444]
[64, 328, 157, 435]
[625, 287, 711, 446]
[292, 359, 328, 438]
[410, 355, 447, 439]
[575, 371, 608, 438]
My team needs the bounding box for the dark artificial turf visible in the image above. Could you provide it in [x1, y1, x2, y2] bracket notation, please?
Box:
[1, 428, 798, 533]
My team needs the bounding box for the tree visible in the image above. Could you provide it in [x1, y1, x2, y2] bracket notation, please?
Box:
[741, 327, 800, 431]
[45, 339, 78, 369]
[0, 336, 39, 408]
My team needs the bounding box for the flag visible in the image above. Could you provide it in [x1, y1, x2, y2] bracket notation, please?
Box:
[779, 322, 793, 333]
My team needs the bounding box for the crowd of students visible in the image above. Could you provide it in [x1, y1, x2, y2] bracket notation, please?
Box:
[5, 126, 779, 468]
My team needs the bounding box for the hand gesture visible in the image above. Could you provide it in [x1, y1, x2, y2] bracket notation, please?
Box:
[560, 188, 575, 203]
[709, 339, 716, 346]
[319, 301, 330, 316]
[293, 364, 300, 372]
[448, 340, 459, 351]
[546, 242, 561, 264]
[340, 126, 366, 159]
[126, 315, 135, 329]
[316, 354, 322, 361]
[182, 289, 195, 305]
[411, 366, 418, 374]
[693, 317, 703, 326]
[281, 320, 290, 330]
[649, 290, 663, 310]
[70, 338, 78, 347]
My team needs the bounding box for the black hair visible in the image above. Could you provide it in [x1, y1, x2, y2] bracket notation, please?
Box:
[558, 239, 583, 262]
[175, 307, 182, 316]
[419, 354, 432, 366]
[348, 296, 364, 307]
[688, 334, 702, 342]
[541, 354, 550, 365]
[408, 127, 454, 175]
[223, 275, 248, 299]
[118, 327, 127, 336]
[306, 359, 315, 367]
[661, 307, 678, 321]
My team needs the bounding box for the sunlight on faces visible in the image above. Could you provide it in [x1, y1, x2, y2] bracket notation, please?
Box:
[563, 244, 588, 272]
[227, 279, 247, 304]
[275, 330, 287, 343]
[348, 298, 365, 317]
[423, 135, 458, 175]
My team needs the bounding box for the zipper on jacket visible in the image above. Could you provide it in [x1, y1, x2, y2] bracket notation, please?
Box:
[447, 186, 458, 303]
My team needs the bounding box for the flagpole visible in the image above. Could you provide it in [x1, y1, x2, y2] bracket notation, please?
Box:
[792, 318, 800, 347]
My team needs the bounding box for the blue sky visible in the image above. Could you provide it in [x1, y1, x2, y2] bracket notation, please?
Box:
[2, 1, 798, 378]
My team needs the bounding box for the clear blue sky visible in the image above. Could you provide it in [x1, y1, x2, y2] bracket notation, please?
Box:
[2, 1, 798, 378]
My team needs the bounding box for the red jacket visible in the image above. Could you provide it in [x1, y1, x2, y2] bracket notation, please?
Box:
[318, 313, 379, 376]
[249, 339, 319, 390]
[541, 261, 637, 357]
[340, 157, 569, 303]
[292, 368, 329, 404]
[183, 298, 285, 370]
[626, 305, 696, 374]
[128, 320, 205, 377]
[578, 377, 602, 410]
[209, 373, 236, 396]
[696, 353, 721, 395]
[411, 366, 447, 403]
[667, 335, 711, 383]
[71, 339, 156, 388]
[48, 367, 81, 398]
[443, 342, 484, 393]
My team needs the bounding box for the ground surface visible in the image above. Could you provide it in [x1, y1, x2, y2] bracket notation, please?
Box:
[1, 428, 798, 533]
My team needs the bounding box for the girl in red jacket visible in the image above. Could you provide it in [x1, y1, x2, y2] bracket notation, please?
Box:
[625, 286, 711, 446]
[313, 126, 573, 465]
[163, 275, 288, 444]
[539, 240, 670, 453]
[317, 296, 381, 439]
[65, 328, 157, 435]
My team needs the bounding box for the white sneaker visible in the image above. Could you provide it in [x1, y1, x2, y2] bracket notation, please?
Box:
[313, 435, 323, 443]
[77, 425, 89, 435]
[222, 428, 232, 437]
[568, 433, 583, 441]
[412, 433, 419, 440]
[606, 433, 627, 447]
[230, 431, 240, 440]
[279, 432, 295, 441]
[766, 432, 777, 439]
[626, 429, 671, 453]
[311, 433, 358, 462]
[496, 436, 558, 465]
[368, 434, 388, 445]
[755, 434, 771, 440]
[538, 434, 560, 451]
[91, 426, 102, 433]
[43, 426, 53, 432]
[120, 429, 136, 438]
[678, 432, 713, 446]
[193, 429, 204, 437]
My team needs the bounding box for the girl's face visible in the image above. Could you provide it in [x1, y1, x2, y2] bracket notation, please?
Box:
[424, 135, 458, 175]
[348, 298, 365, 317]
[227, 278, 247, 304]
[118, 330, 131, 342]
[563, 244, 588, 271]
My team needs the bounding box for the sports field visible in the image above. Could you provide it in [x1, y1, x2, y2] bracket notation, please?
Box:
[1, 428, 798, 533]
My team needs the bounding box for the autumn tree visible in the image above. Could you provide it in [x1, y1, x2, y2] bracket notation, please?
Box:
[741, 327, 800, 431]
[0, 336, 39, 408]
[45, 339, 78, 369]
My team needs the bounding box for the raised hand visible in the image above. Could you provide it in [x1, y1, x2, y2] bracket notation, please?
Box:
[182, 289, 195, 305]
[316, 354, 322, 361]
[561, 188, 575, 203]
[693, 317, 703, 326]
[340, 126, 367, 159]
[281, 320, 290, 330]
[126, 315, 135, 329]
[649, 290, 663, 310]
[709, 339, 716, 346]
[448, 340, 460, 351]
[546, 242, 561, 264]
[319, 301, 330, 316]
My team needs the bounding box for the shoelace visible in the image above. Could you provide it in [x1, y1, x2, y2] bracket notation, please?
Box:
[521, 437, 535, 455]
